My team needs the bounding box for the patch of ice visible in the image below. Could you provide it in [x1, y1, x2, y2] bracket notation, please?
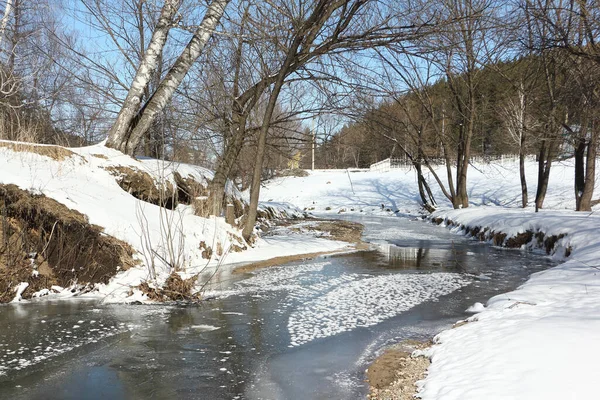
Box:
[11, 282, 29, 303]
[466, 302, 485, 313]
[190, 325, 220, 332]
[288, 273, 471, 346]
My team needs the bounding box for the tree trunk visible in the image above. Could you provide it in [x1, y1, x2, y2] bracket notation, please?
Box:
[518, 85, 528, 208]
[105, 0, 181, 153]
[0, 0, 13, 49]
[574, 135, 586, 209]
[242, 75, 295, 240]
[578, 119, 598, 211]
[123, 0, 230, 155]
[535, 138, 557, 211]
[206, 117, 247, 217]
[519, 143, 528, 208]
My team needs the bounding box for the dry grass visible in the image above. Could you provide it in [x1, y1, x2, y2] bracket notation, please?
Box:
[104, 165, 176, 208]
[0, 141, 82, 161]
[138, 272, 200, 302]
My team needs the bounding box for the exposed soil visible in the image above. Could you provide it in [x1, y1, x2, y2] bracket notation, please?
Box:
[104, 165, 177, 209]
[367, 340, 431, 400]
[307, 220, 365, 244]
[105, 166, 247, 221]
[0, 184, 136, 303]
[233, 250, 348, 274]
[233, 219, 366, 274]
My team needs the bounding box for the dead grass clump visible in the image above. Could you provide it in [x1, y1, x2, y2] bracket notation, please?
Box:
[0, 184, 136, 302]
[199, 241, 213, 259]
[192, 194, 246, 221]
[492, 231, 507, 246]
[544, 234, 565, 254]
[138, 273, 200, 302]
[105, 166, 176, 208]
[173, 172, 207, 205]
[0, 141, 81, 161]
[506, 231, 533, 248]
[0, 262, 55, 303]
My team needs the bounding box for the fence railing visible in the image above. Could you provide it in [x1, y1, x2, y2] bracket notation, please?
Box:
[369, 154, 527, 172]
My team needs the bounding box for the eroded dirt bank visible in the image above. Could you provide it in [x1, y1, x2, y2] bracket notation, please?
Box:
[0, 184, 135, 303]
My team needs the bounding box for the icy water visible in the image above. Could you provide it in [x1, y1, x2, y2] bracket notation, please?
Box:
[0, 216, 555, 400]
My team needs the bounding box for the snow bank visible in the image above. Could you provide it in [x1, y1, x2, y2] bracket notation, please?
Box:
[415, 207, 600, 400]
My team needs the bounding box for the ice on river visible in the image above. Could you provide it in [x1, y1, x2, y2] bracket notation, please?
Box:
[0, 317, 131, 377]
[232, 261, 471, 347]
[288, 273, 470, 346]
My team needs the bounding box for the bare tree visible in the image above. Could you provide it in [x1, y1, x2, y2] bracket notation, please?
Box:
[104, 0, 230, 155]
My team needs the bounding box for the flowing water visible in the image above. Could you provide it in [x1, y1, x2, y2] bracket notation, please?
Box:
[0, 216, 555, 399]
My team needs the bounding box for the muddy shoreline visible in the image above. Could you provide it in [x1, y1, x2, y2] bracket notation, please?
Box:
[366, 340, 431, 400]
[233, 218, 369, 274]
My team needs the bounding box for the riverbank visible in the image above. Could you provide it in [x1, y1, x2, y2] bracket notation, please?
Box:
[411, 208, 600, 400]
[261, 163, 600, 400]
[366, 207, 600, 399]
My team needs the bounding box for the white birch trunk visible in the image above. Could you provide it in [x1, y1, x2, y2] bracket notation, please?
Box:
[0, 0, 13, 50]
[105, 0, 182, 152]
[123, 0, 230, 155]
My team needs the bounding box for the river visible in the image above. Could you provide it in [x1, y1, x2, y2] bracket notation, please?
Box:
[0, 215, 554, 399]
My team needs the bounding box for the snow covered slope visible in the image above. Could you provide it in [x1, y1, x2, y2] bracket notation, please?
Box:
[0, 141, 349, 302]
[262, 158, 589, 214]
[416, 208, 600, 400]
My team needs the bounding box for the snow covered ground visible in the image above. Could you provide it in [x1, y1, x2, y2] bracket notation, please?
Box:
[261, 160, 600, 400]
[0, 141, 351, 303]
[3, 138, 600, 398]
[262, 158, 584, 213]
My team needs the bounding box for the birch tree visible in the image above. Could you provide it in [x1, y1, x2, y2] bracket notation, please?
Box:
[105, 0, 230, 155]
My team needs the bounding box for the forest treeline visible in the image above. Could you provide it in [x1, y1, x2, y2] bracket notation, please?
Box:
[0, 0, 598, 237]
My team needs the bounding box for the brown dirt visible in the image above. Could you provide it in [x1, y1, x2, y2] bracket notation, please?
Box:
[544, 234, 565, 254]
[0, 184, 136, 303]
[233, 250, 347, 274]
[104, 165, 176, 209]
[173, 172, 207, 205]
[367, 340, 432, 400]
[307, 220, 365, 244]
[436, 218, 570, 257]
[492, 231, 507, 246]
[233, 219, 366, 274]
[138, 272, 200, 302]
[506, 231, 533, 248]
[0, 141, 83, 162]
